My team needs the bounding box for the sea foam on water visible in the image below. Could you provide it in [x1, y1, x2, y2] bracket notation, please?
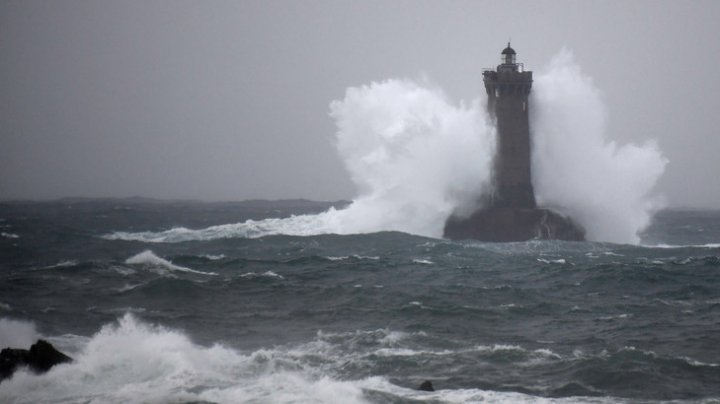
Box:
[0, 314, 629, 403]
[103, 50, 666, 244]
[0, 314, 370, 404]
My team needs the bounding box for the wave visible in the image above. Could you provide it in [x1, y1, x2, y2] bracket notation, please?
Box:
[42, 260, 79, 270]
[0, 316, 441, 404]
[411, 258, 434, 265]
[124, 250, 218, 276]
[324, 255, 380, 261]
[0, 314, 368, 403]
[103, 212, 339, 242]
[102, 50, 664, 245]
[642, 243, 720, 249]
[530, 50, 666, 244]
[537, 258, 568, 264]
[1, 232, 19, 239]
[2, 315, 717, 403]
[240, 270, 285, 280]
[114, 283, 144, 293]
[201, 253, 226, 260]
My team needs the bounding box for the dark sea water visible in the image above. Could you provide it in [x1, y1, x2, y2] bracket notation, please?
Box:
[1, 199, 719, 403]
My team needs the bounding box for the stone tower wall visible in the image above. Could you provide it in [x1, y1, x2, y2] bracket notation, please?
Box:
[483, 69, 536, 209]
[442, 47, 585, 242]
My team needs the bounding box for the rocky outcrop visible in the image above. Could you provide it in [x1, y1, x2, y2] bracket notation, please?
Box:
[0, 340, 72, 382]
[444, 207, 585, 242]
[418, 380, 435, 391]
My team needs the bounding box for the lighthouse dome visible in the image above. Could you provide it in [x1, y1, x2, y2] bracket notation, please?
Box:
[500, 42, 516, 65]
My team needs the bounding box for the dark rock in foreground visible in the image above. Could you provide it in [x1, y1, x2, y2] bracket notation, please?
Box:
[418, 380, 435, 391]
[444, 207, 585, 242]
[0, 340, 72, 382]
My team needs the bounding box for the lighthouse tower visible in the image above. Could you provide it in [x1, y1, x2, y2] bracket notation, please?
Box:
[443, 43, 584, 242]
[483, 43, 536, 209]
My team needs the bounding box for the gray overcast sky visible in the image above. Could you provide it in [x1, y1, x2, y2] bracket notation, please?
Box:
[1, 0, 719, 207]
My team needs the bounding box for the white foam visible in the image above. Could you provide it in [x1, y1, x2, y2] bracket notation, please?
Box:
[125, 250, 218, 275]
[412, 258, 434, 265]
[103, 79, 494, 243]
[240, 270, 285, 280]
[0, 314, 369, 404]
[111, 265, 137, 276]
[643, 243, 720, 249]
[328, 79, 496, 237]
[531, 50, 667, 244]
[325, 254, 381, 261]
[43, 260, 78, 269]
[102, 52, 665, 245]
[354, 255, 380, 260]
[681, 357, 720, 368]
[0, 318, 39, 348]
[0, 316, 638, 403]
[537, 258, 567, 264]
[103, 213, 341, 242]
[114, 283, 144, 292]
[315, 328, 413, 347]
[597, 313, 632, 321]
[356, 377, 620, 404]
[1, 232, 19, 239]
[325, 255, 350, 261]
[201, 253, 226, 260]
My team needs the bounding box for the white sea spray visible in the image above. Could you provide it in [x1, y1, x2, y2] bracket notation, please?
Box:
[531, 49, 667, 244]
[102, 50, 665, 244]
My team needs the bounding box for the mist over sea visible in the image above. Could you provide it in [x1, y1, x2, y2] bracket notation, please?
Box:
[1, 199, 719, 403]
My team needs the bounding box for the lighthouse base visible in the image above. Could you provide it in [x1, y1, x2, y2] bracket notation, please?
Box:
[443, 207, 585, 242]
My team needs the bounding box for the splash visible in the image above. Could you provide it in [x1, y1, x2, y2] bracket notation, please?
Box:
[125, 250, 218, 275]
[326, 79, 495, 235]
[531, 50, 667, 244]
[0, 314, 369, 404]
[104, 51, 665, 244]
[0, 314, 630, 403]
[105, 79, 495, 241]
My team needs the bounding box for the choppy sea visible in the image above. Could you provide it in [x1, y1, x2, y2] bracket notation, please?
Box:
[1, 199, 719, 403]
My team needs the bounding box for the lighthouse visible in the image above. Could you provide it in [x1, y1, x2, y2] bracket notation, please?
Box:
[443, 44, 584, 242]
[484, 43, 536, 209]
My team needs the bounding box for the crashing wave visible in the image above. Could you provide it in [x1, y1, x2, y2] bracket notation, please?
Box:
[125, 250, 218, 276]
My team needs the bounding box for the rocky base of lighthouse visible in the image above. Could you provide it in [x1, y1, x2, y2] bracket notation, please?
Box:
[443, 207, 585, 242]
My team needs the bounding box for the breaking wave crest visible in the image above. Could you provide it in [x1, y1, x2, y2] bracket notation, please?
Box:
[125, 250, 218, 275]
[105, 211, 340, 242]
[531, 50, 667, 244]
[2, 315, 712, 403]
[0, 314, 369, 404]
[105, 79, 494, 242]
[103, 51, 665, 244]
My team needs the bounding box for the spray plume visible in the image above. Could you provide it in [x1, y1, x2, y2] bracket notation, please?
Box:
[531, 50, 667, 243]
[104, 50, 666, 244]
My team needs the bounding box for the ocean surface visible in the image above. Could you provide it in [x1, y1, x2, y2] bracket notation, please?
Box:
[1, 199, 719, 403]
